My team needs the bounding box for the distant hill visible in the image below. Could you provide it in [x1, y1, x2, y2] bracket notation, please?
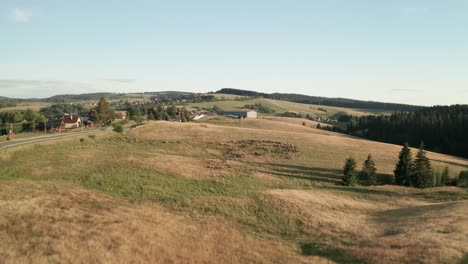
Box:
[44, 91, 194, 102]
[46, 93, 120, 102]
[0, 96, 23, 108]
[215, 88, 423, 112]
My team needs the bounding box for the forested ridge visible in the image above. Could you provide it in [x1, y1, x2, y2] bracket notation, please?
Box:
[215, 88, 423, 111]
[345, 105, 468, 158]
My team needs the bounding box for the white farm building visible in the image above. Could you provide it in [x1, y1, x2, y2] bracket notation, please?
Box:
[223, 110, 257, 119]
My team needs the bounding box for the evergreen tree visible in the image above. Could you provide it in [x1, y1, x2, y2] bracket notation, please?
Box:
[394, 143, 413, 186]
[316, 123, 321, 129]
[95, 97, 115, 124]
[361, 154, 377, 186]
[343, 157, 358, 186]
[342, 105, 468, 159]
[440, 166, 450, 186]
[412, 142, 433, 188]
[459, 170, 468, 187]
[432, 171, 441, 187]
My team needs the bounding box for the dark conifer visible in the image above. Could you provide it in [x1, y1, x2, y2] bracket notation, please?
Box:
[394, 143, 413, 186]
[361, 154, 377, 186]
[412, 142, 433, 188]
[343, 157, 358, 186]
[440, 166, 449, 186]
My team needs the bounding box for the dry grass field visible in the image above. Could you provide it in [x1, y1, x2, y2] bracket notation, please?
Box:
[1, 117, 467, 263]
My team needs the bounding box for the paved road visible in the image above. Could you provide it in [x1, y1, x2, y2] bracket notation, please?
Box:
[0, 128, 113, 150]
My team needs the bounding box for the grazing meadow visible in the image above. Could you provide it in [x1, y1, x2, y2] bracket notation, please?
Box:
[1, 117, 467, 263]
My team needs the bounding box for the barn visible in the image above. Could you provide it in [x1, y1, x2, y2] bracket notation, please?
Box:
[223, 110, 257, 119]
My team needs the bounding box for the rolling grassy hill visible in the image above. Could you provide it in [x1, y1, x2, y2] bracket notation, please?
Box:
[1, 117, 467, 263]
[189, 97, 392, 118]
[215, 88, 423, 111]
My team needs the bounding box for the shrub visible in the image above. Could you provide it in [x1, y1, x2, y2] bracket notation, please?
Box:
[459, 171, 468, 187]
[242, 103, 274, 113]
[377, 174, 394, 185]
[79, 138, 85, 143]
[113, 124, 124, 133]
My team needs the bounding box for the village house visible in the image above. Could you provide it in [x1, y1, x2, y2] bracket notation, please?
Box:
[223, 110, 257, 119]
[81, 117, 94, 127]
[115, 111, 127, 120]
[63, 114, 82, 129]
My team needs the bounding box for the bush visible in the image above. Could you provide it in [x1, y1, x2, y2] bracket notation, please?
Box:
[459, 171, 468, 187]
[377, 174, 394, 185]
[113, 124, 124, 133]
[242, 103, 275, 113]
[79, 138, 85, 143]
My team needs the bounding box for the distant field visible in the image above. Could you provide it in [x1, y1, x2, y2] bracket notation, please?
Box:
[0, 100, 97, 112]
[0, 102, 52, 112]
[1, 117, 467, 263]
[210, 93, 249, 100]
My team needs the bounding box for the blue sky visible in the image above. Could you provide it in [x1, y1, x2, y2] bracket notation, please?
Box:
[1, 0, 467, 105]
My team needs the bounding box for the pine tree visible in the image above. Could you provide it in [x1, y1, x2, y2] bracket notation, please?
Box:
[343, 157, 358, 186]
[394, 143, 413, 186]
[432, 171, 441, 187]
[440, 166, 449, 186]
[316, 123, 321, 129]
[361, 154, 377, 186]
[412, 142, 433, 188]
[96, 97, 115, 124]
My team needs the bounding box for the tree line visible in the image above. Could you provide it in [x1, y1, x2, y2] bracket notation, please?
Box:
[215, 88, 422, 111]
[344, 105, 468, 158]
[0, 97, 116, 137]
[122, 102, 191, 123]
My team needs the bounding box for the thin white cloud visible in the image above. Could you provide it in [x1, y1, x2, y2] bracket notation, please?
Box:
[12, 7, 32, 23]
[0, 79, 96, 99]
[391, 89, 424, 93]
[102, 78, 137, 83]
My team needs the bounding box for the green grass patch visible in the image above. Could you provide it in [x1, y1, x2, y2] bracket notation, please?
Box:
[0, 166, 23, 179]
[383, 227, 404, 236]
[300, 242, 364, 264]
[415, 190, 468, 202]
[79, 165, 303, 239]
[459, 254, 468, 264]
